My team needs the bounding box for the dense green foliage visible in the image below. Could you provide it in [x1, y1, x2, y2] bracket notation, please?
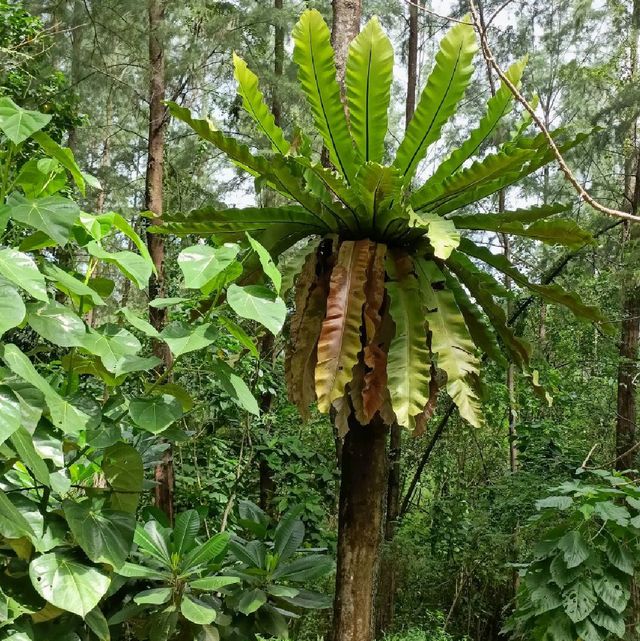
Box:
[0, 0, 640, 640]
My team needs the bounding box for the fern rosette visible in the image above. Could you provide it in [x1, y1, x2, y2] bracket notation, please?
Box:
[161, 10, 604, 431]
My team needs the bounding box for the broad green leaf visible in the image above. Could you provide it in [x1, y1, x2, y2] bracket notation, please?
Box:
[238, 589, 267, 615]
[563, 580, 597, 623]
[31, 131, 86, 194]
[86, 241, 151, 289]
[558, 531, 590, 568]
[99, 212, 153, 266]
[189, 576, 240, 591]
[182, 532, 230, 571]
[576, 618, 605, 641]
[353, 163, 402, 235]
[26, 301, 87, 347]
[271, 554, 333, 582]
[246, 234, 282, 293]
[346, 17, 394, 163]
[116, 562, 170, 581]
[411, 210, 460, 259]
[0, 97, 51, 144]
[173, 510, 200, 556]
[159, 322, 217, 358]
[85, 607, 110, 641]
[120, 307, 160, 338]
[134, 520, 172, 567]
[10, 427, 50, 486]
[178, 244, 239, 290]
[102, 443, 144, 513]
[0, 489, 35, 539]
[292, 9, 357, 183]
[459, 238, 609, 327]
[452, 211, 592, 249]
[1, 344, 90, 434]
[233, 53, 289, 154]
[167, 102, 336, 231]
[605, 538, 634, 575]
[43, 264, 105, 306]
[536, 496, 573, 510]
[417, 259, 482, 427]
[63, 498, 136, 569]
[218, 316, 259, 357]
[451, 203, 569, 228]
[226, 284, 286, 335]
[133, 588, 172, 605]
[80, 324, 142, 373]
[181, 595, 217, 625]
[149, 297, 188, 308]
[443, 271, 506, 367]
[0, 248, 48, 301]
[128, 395, 183, 434]
[276, 587, 331, 609]
[7, 194, 80, 245]
[29, 553, 110, 618]
[273, 513, 304, 563]
[420, 58, 526, 198]
[160, 204, 323, 237]
[394, 18, 477, 182]
[591, 609, 625, 638]
[211, 359, 260, 416]
[447, 253, 531, 368]
[593, 573, 629, 613]
[0, 283, 26, 335]
[0, 385, 21, 445]
[386, 254, 431, 429]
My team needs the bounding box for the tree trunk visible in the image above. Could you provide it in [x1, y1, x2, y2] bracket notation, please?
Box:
[375, 423, 401, 637]
[405, 0, 419, 127]
[145, 0, 174, 524]
[332, 415, 388, 641]
[616, 266, 640, 472]
[330, 0, 361, 83]
[67, 0, 84, 153]
[272, 0, 284, 126]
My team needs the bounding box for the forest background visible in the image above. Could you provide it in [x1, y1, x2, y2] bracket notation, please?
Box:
[2, 0, 640, 640]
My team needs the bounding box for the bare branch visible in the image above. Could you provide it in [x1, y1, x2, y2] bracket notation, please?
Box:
[468, 0, 640, 224]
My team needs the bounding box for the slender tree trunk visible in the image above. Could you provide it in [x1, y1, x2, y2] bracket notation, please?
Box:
[333, 415, 388, 641]
[272, 0, 284, 126]
[145, 0, 174, 525]
[330, 0, 361, 83]
[405, 0, 419, 128]
[67, 0, 84, 153]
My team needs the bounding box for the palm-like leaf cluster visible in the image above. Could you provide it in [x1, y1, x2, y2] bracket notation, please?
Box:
[162, 10, 604, 430]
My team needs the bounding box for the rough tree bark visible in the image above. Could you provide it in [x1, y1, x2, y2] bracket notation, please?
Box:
[145, 0, 174, 524]
[330, 0, 361, 83]
[333, 415, 388, 641]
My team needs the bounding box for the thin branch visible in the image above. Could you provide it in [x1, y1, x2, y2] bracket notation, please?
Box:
[468, 0, 640, 224]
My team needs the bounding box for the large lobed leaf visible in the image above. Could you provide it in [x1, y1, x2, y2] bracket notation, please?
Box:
[416, 259, 483, 427]
[418, 58, 526, 200]
[394, 18, 477, 183]
[346, 17, 394, 164]
[292, 9, 357, 183]
[233, 53, 290, 155]
[385, 252, 431, 429]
